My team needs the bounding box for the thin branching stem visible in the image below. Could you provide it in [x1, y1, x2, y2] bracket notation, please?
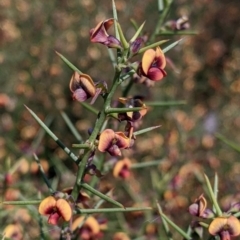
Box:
[71, 70, 122, 200]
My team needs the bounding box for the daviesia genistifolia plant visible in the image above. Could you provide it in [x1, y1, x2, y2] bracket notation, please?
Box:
[35, 10, 171, 238]
[5, 1, 233, 240]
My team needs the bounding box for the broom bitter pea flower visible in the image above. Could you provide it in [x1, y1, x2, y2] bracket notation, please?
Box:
[3, 224, 23, 240]
[69, 72, 96, 103]
[98, 129, 130, 156]
[138, 46, 167, 81]
[90, 18, 122, 49]
[113, 158, 132, 179]
[113, 232, 130, 240]
[118, 97, 147, 122]
[209, 216, 240, 240]
[189, 194, 214, 219]
[38, 196, 72, 225]
[72, 216, 101, 239]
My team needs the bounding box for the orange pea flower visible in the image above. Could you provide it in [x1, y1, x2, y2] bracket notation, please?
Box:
[98, 129, 130, 156]
[0, 93, 10, 108]
[3, 224, 23, 240]
[145, 223, 158, 236]
[113, 158, 132, 179]
[113, 232, 130, 240]
[90, 18, 121, 48]
[69, 72, 96, 103]
[209, 216, 240, 240]
[39, 196, 72, 225]
[138, 46, 167, 81]
[118, 97, 147, 122]
[72, 216, 101, 240]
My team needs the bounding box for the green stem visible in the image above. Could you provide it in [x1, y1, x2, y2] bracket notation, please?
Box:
[75, 207, 152, 214]
[120, 69, 135, 82]
[148, 0, 173, 43]
[72, 144, 91, 149]
[131, 159, 163, 169]
[33, 154, 54, 194]
[1, 200, 41, 205]
[146, 100, 187, 106]
[112, 0, 119, 39]
[89, 154, 105, 189]
[157, 30, 198, 36]
[213, 173, 219, 200]
[71, 70, 122, 201]
[122, 79, 134, 97]
[198, 221, 209, 228]
[158, 0, 164, 12]
[61, 111, 83, 142]
[156, 202, 173, 240]
[80, 102, 99, 115]
[204, 174, 222, 216]
[157, 206, 191, 240]
[215, 133, 240, 153]
[81, 183, 124, 208]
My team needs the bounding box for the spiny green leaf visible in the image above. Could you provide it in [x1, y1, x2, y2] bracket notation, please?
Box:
[55, 51, 82, 73]
[134, 125, 161, 136]
[112, 0, 119, 40]
[203, 174, 222, 216]
[215, 133, 240, 153]
[163, 39, 183, 53]
[81, 183, 124, 209]
[138, 40, 169, 54]
[25, 105, 78, 162]
[129, 21, 146, 43]
[157, 203, 191, 240]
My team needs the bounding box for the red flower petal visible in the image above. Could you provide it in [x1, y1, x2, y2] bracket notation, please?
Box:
[48, 212, 61, 225]
[103, 18, 114, 31]
[147, 67, 166, 81]
[90, 21, 108, 43]
[113, 158, 131, 179]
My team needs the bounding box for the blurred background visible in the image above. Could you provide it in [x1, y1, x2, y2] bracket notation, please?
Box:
[1, 0, 240, 239]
